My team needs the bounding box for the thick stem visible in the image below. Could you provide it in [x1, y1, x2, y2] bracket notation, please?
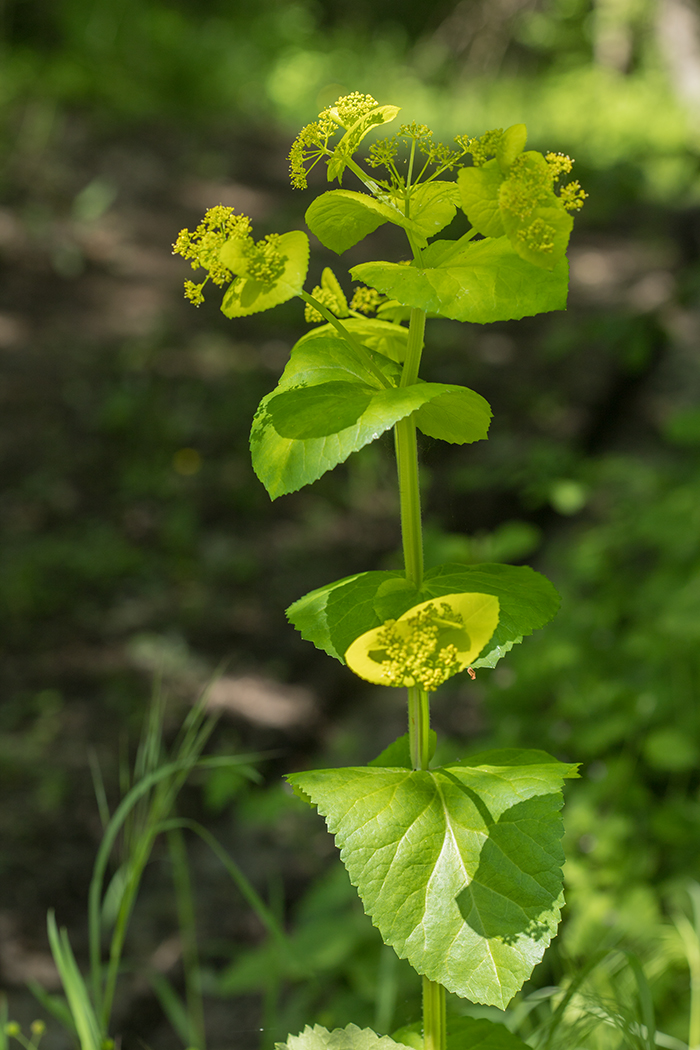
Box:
[422, 976, 446, 1050]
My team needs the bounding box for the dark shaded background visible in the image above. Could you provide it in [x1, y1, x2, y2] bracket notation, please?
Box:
[2, 0, 700, 1047]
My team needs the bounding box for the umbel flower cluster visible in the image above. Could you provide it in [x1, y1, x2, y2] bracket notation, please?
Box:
[173, 208, 288, 306]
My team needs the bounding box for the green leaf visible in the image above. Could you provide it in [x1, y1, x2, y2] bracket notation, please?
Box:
[500, 201, 573, 272]
[251, 332, 489, 498]
[253, 380, 473, 498]
[368, 731, 436, 769]
[415, 386, 492, 444]
[457, 161, 505, 239]
[267, 382, 375, 439]
[496, 125, 528, 174]
[415, 563, 560, 669]
[221, 231, 309, 317]
[286, 563, 559, 668]
[278, 1023, 402, 1050]
[409, 181, 461, 242]
[296, 318, 408, 365]
[288, 750, 578, 1007]
[274, 332, 395, 391]
[306, 190, 421, 254]
[350, 237, 568, 324]
[286, 571, 391, 660]
[446, 1017, 532, 1050]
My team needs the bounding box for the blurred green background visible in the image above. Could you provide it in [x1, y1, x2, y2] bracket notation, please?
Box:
[1, 0, 700, 1047]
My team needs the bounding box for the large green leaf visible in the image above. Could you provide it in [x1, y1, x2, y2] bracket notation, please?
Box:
[286, 563, 559, 667]
[306, 190, 421, 254]
[252, 380, 484, 498]
[220, 231, 309, 317]
[278, 1024, 401, 1050]
[350, 237, 568, 324]
[288, 750, 578, 1007]
[296, 318, 408, 365]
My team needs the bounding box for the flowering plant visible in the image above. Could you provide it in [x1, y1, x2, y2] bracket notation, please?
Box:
[174, 92, 584, 1050]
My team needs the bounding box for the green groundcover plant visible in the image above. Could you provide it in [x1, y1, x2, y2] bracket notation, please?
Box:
[173, 92, 587, 1050]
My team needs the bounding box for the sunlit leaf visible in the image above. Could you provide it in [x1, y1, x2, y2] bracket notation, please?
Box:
[288, 751, 578, 1006]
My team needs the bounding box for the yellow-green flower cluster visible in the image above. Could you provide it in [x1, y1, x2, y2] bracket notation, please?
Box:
[173, 205, 251, 305]
[288, 111, 338, 190]
[546, 152, 587, 211]
[373, 602, 463, 693]
[331, 92, 380, 128]
[244, 234, 286, 284]
[463, 128, 504, 167]
[350, 286, 383, 314]
[289, 93, 383, 189]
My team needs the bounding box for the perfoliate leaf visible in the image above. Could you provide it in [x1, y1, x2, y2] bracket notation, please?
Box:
[252, 380, 483, 498]
[350, 238, 568, 324]
[409, 181, 461, 242]
[321, 267, 350, 316]
[288, 751, 578, 1006]
[295, 318, 408, 365]
[344, 592, 500, 690]
[278, 1024, 402, 1050]
[267, 382, 375, 439]
[457, 161, 505, 239]
[306, 190, 422, 254]
[275, 332, 397, 391]
[221, 231, 309, 317]
[446, 1017, 533, 1050]
[286, 563, 559, 668]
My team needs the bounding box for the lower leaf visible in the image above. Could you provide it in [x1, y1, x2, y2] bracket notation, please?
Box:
[288, 751, 578, 1008]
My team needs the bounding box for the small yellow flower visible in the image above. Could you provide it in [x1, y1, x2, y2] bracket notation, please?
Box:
[345, 593, 499, 691]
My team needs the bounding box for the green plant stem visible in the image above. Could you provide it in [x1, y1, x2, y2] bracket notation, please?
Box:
[408, 687, 430, 771]
[297, 290, 390, 389]
[394, 303, 446, 1049]
[422, 976, 446, 1050]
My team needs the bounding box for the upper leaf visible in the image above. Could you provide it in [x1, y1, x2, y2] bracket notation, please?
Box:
[220, 231, 310, 317]
[288, 750, 578, 1007]
[252, 380, 486, 498]
[251, 335, 490, 497]
[350, 237, 568, 324]
[306, 190, 422, 254]
[278, 1024, 402, 1050]
[286, 563, 559, 668]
